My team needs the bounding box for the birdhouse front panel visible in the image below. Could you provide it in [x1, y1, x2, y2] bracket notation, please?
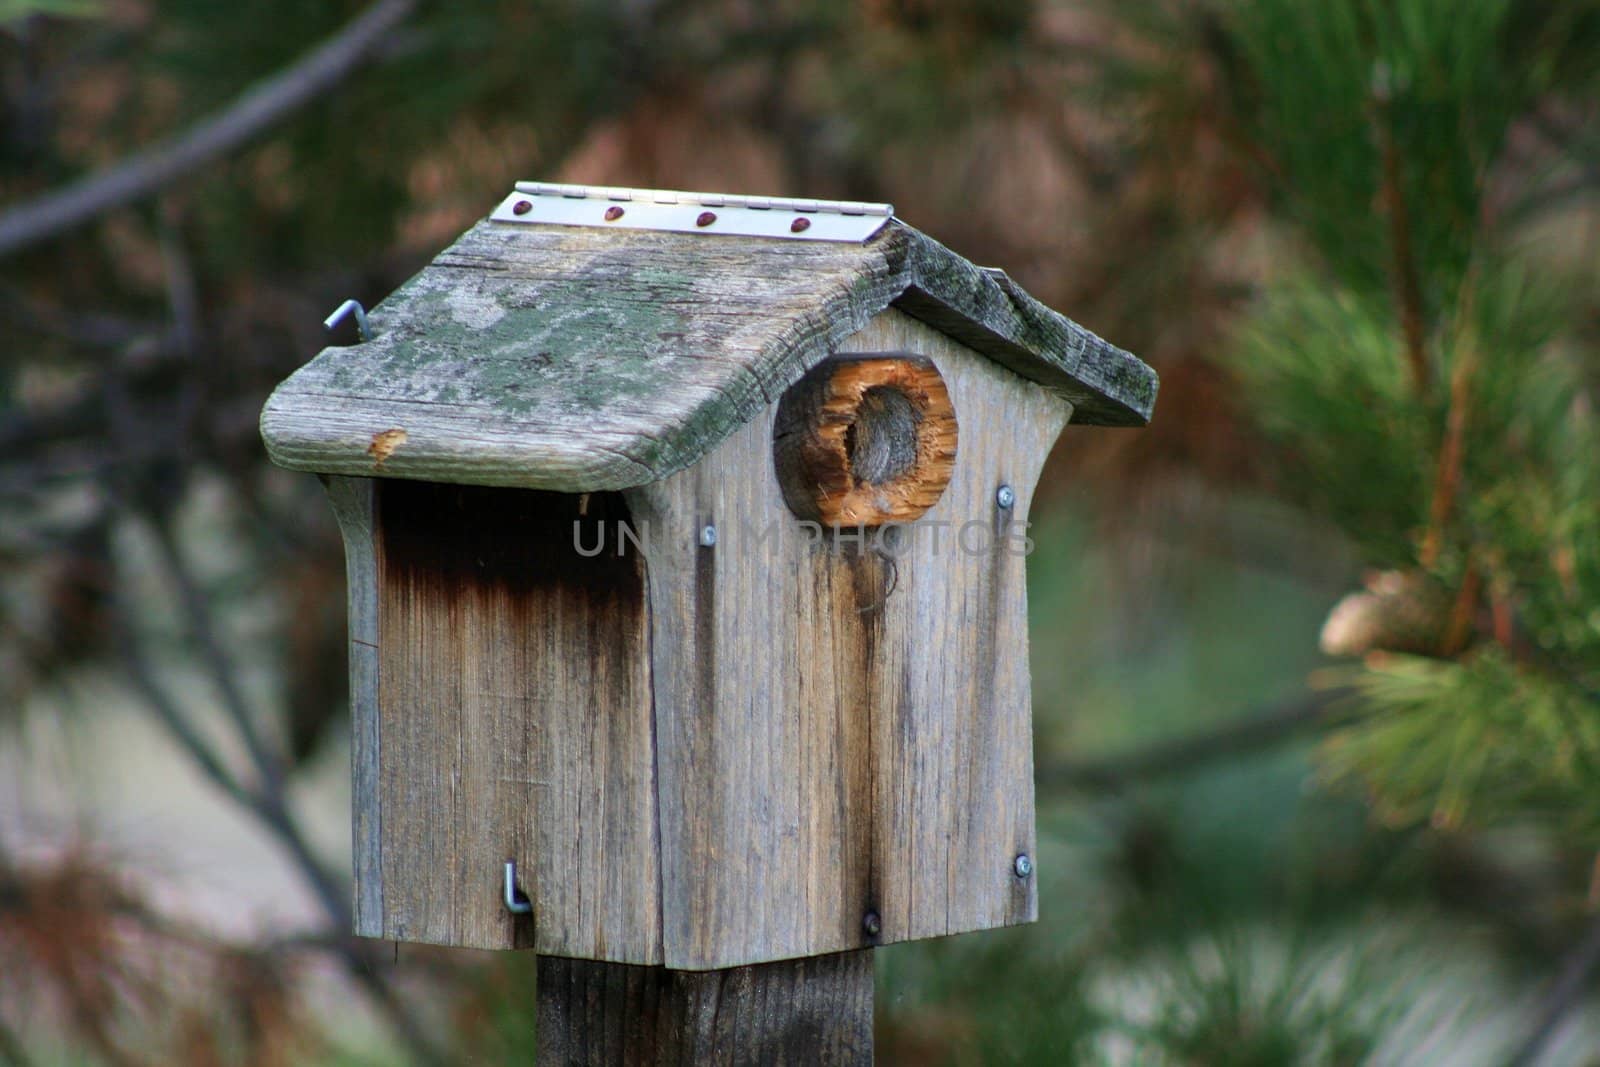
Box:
[625, 308, 1068, 968]
[261, 184, 1156, 972]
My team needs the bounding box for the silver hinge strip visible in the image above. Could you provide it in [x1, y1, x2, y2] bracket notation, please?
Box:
[490, 183, 893, 242]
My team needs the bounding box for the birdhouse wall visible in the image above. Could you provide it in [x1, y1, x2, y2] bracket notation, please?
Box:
[327, 477, 663, 960]
[624, 308, 1070, 969]
[326, 306, 1070, 970]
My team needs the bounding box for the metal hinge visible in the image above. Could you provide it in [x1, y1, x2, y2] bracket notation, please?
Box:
[489, 182, 894, 243]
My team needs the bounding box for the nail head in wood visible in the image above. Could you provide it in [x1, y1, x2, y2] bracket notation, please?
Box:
[773, 354, 958, 527]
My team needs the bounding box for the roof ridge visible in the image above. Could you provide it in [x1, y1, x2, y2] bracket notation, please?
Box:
[511, 181, 893, 218]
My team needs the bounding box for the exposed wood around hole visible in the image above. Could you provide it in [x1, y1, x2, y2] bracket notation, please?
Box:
[773, 354, 957, 526]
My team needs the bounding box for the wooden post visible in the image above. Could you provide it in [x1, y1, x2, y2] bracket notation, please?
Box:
[536, 952, 873, 1066]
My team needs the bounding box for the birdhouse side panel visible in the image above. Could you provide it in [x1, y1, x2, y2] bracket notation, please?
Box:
[627, 308, 1069, 970]
[365, 482, 661, 960]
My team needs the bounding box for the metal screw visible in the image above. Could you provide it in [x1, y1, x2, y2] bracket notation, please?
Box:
[696, 211, 717, 227]
[323, 299, 371, 342]
[604, 205, 625, 221]
[790, 217, 811, 233]
[699, 524, 717, 547]
[862, 910, 882, 937]
[512, 199, 533, 216]
[996, 485, 1016, 510]
[504, 861, 533, 915]
[1013, 853, 1033, 879]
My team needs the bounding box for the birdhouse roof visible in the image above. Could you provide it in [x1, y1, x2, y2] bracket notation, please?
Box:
[260, 182, 1156, 492]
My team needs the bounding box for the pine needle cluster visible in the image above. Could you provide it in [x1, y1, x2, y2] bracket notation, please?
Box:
[1210, 0, 1600, 844]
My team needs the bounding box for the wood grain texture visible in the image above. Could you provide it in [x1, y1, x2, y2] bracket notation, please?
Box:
[261, 217, 1153, 493]
[323, 475, 383, 937]
[536, 951, 873, 1066]
[627, 308, 1069, 969]
[373, 483, 661, 959]
[773, 354, 957, 527]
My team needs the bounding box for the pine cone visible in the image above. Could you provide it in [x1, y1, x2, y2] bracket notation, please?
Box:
[1319, 569, 1454, 658]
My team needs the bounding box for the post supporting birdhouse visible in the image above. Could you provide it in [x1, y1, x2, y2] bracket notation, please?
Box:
[536, 951, 873, 1065]
[260, 182, 1156, 1064]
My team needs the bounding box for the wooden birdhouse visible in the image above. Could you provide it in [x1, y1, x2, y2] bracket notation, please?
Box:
[261, 182, 1154, 1059]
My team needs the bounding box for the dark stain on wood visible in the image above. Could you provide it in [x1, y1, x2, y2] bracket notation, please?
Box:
[833, 542, 890, 949]
[692, 513, 717, 751]
[373, 480, 660, 956]
[380, 481, 642, 606]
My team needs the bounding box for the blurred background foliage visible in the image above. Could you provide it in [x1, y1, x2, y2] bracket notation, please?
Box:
[1, 0, 1598, 1062]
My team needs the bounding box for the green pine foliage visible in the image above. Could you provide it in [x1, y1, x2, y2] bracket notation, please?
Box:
[1224, 0, 1530, 308]
[1323, 648, 1600, 836]
[1230, 281, 1431, 566]
[1208, 0, 1600, 848]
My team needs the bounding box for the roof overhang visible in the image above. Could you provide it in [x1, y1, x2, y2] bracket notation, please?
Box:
[261, 184, 1156, 492]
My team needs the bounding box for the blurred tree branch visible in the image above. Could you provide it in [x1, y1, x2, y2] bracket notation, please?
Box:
[1039, 688, 1355, 792]
[99, 349, 443, 1061]
[0, 1017, 29, 1067]
[108, 510, 443, 1063]
[1508, 910, 1600, 1065]
[0, 0, 417, 258]
[0, 204, 455, 1062]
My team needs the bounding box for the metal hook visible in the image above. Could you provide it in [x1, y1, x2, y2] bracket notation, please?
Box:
[324, 299, 372, 342]
[503, 860, 533, 915]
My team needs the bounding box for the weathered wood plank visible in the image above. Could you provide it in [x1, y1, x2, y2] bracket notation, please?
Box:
[324, 475, 383, 937]
[536, 951, 873, 1066]
[627, 308, 1067, 969]
[852, 314, 1063, 944]
[373, 484, 661, 959]
[261, 216, 1153, 493]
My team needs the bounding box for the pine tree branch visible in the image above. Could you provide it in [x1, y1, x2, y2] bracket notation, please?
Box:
[1420, 329, 1477, 569]
[1038, 688, 1355, 791]
[0, 0, 417, 259]
[1372, 78, 1430, 395]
